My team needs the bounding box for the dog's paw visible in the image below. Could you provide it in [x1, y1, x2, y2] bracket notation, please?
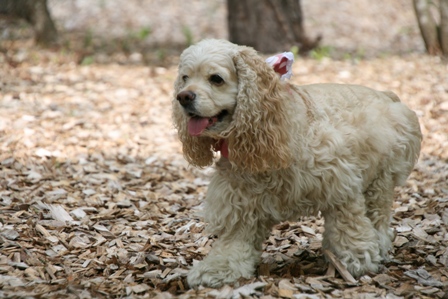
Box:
[377, 227, 394, 259]
[338, 245, 382, 277]
[187, 257, 255, 288]
[187, 262, 239, 288]
[345, 258, 380, 277]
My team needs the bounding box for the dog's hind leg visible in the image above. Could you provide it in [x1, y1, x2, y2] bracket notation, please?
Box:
[364, 171, 395, 260]
[322, 194, 382, 277]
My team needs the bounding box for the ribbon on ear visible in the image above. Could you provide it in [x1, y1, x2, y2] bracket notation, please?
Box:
[265, 52, 294, 80]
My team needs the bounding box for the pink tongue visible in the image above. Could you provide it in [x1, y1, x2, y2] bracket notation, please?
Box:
[188, 117, 214, 136]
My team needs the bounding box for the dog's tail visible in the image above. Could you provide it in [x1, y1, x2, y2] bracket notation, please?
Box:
[382, 91, 401, 103]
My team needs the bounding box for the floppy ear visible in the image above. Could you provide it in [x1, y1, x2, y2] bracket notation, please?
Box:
[172, 71, 215, 168]
[222, 47, 292, 173]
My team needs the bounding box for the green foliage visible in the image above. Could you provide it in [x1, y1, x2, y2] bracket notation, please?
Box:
[156, 48, 167, 62]
[290, 45, 299, 58]
[120, 38, 131, 53]
[118, 26, 152, 53]
[343, 47, 366, 62]
[355, 47, 366, 60]
[83, 29, 93, 48]
[137, 27, 151, 40]
[182, 25, 194, 46]
[130, 26, 151, 41]
[309, 46, 332, 61]
[81, 55, 94, 65]
[310, 46, 333, 60]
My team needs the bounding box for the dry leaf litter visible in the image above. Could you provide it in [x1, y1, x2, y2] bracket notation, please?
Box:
[1, 0, 448, 298]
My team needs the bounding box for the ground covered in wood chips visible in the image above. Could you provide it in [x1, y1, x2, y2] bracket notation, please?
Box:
[1, 1, 448, 298]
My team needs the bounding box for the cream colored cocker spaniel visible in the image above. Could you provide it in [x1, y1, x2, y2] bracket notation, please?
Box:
[172, 39, 422, 287]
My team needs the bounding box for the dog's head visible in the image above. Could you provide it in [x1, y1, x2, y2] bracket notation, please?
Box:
[173, 39, 292, 173]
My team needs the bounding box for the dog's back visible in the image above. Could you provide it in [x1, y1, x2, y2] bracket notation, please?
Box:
[293, 83, 422, 187]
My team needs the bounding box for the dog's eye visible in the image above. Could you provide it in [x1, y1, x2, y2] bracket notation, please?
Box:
[182, 75, 189, 82]
[209, 74, 224, 86]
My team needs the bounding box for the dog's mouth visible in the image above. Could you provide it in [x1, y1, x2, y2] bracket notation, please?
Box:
[187, 110, 229, 136]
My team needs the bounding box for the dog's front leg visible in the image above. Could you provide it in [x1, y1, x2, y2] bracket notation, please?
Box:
[187, 238, 262, 288]
[187, 175, 271, 288]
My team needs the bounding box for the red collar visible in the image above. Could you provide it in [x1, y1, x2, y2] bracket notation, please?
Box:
[214, 139, 229, 158]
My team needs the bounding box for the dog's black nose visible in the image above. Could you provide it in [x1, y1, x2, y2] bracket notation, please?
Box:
[177, 90, 196, 107]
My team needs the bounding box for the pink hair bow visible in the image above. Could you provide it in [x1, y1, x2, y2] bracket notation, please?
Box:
[265, 52, 294, 80]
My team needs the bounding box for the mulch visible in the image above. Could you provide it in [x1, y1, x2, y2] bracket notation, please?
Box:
[1, 2, 448, 296]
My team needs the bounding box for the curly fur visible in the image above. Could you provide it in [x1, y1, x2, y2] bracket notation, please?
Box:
[173, 75, 215, 167]
[172, 39, 422, 287]
[221, 49, 292, 172]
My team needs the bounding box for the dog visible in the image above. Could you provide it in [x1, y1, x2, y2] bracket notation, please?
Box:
[172, 39, 422, 287]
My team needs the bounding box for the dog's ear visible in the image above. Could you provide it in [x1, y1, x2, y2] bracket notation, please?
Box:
[172, 68, 216, 168]
[222, 47, 292, 173]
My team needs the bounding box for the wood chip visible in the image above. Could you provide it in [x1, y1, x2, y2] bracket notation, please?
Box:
[322, 249, 357, 284]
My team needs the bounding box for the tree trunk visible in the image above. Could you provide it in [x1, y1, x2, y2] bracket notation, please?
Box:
[227, 0, 319, 53]
[440, 0, 448, 55]
[413, 0, 441, 55]
[0, 0, 57, 46]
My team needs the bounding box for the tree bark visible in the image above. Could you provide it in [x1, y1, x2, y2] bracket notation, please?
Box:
[0, 0, 57, 46]
[440, 0, 448, 55]
[413, 0, 441, 55]
[227, 0, 319, 53]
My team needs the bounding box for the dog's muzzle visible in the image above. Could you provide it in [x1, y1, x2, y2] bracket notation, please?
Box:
[177, 90, 196, 108]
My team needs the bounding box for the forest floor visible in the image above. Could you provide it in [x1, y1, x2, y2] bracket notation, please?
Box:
[1, 1, 448, 298]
